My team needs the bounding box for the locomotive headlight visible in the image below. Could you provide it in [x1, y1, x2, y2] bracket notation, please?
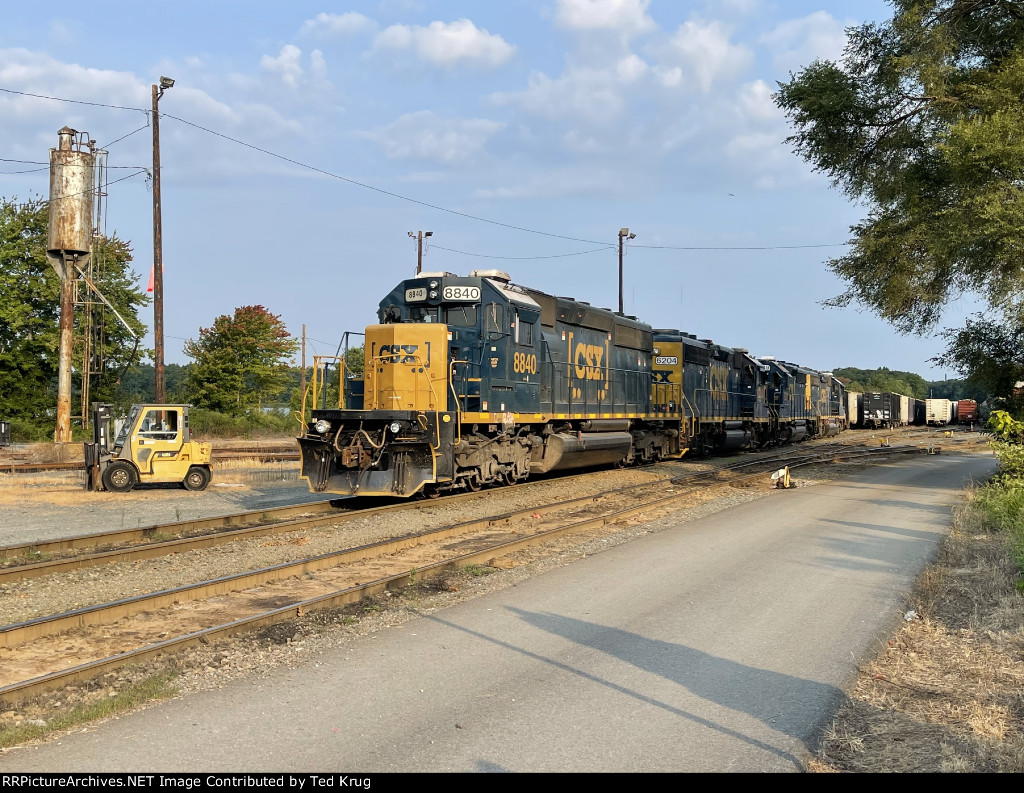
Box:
[429, 280, 438, 289]
[429, 290, 438, 299]
[389, 421, 402, 434]
[314, 419, 332, 435]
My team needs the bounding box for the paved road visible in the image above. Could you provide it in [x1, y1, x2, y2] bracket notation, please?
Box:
[0, 454, 995, 772]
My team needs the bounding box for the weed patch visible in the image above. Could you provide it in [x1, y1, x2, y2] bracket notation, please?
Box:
[0, 672, 178, 749]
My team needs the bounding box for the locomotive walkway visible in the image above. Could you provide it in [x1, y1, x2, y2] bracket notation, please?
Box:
[0, 454, 995, 772]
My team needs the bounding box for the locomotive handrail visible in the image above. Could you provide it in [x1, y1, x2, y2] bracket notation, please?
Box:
[296, 355, 345, 429]
[448, 359, 470, 448]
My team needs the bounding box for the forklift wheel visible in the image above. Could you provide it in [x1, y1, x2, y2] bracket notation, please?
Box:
[183, 466, 211, 492]
[102, 461, 138, 493]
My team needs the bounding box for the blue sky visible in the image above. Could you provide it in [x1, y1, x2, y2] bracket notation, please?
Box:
[0, 0, 975, 380]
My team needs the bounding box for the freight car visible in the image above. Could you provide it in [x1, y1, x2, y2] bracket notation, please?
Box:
[297, 271, 844, 497]
[957, 399, 979, 425]
[926, 398, 952, 426]
[861, 392, 903, 429]
[845, 391, 862, 428]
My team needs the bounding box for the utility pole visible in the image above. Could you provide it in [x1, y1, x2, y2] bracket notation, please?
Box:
[300, 324, 307, 413]
[152, 76, 174, 404]
[618, 227, 635, 314]
[408, 230, 433, 275]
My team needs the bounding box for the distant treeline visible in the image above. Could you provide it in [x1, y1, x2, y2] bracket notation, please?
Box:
[833, 367, 988, 402]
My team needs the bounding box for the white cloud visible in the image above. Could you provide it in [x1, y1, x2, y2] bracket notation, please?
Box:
[300, 12, 375, 38]
[554, 0, 656, 36]
[616, 53, 648, 82]
[475, 166, 624, 199]
[360, 111, 504, 163]
[492, 66, 627, 123]
[660, 21, 753, 93]
[261, 45, 304, 88]
[259, 45, 331, 90]
[760, 11, 849, 74]
[374, 19, 516, 68]
[0, 48, 306, 184]
[737, 79, 781, 122]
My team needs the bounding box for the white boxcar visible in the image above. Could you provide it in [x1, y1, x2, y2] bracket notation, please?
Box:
[900, 395, 911, 426]
[846, 391, 862, 427]
[926, 398, 952, 425]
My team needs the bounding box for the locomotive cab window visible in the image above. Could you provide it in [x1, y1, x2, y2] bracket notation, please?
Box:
[485, 303, 504, 338]
[445, 305, 477, 327]
[513, 310, 534, 347]
[409, 306, 439, 323]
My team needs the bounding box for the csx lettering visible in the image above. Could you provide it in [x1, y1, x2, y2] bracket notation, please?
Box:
[379, 344, 419, 364]
[710, 363, 728, 400]
[513, 352, 537, 375]
[574, 344, 604, 381]
[651, 370, 672, 384]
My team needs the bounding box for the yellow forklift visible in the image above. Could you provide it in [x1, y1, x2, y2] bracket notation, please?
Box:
[84, 402, 212, 492]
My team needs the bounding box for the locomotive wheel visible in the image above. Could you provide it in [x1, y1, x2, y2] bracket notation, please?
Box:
[183, 466, 211, 492]
[465, 474, 481, 492]
[102, 461, 137, 493]
[502, 469, 516, 486]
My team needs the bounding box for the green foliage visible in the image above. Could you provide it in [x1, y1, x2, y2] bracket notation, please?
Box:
[183, 305, 299, 417]
[988, 410, 1024, 443]
[776, 1, 1024, 335]
[0, 198, 148, 431]
[833, 366, 929, 398]
[972, 482, 1024, 573]
[80, 235, 150, 406]
[188, 407, 295, 439]
[0, 199, 59, 424]
[115, 363, 190, 408]
[936, 312, 1024, 411]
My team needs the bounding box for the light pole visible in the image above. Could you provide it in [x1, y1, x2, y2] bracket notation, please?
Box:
[152, 75, 174, 404]
[408, 230, 433, 275]
[618, 227, 635, 314]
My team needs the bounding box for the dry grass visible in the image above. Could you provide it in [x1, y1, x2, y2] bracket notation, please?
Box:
[813, 488, 1024, 773]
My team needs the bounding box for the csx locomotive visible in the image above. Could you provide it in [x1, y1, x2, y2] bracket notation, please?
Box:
[297, 270, 846, 497]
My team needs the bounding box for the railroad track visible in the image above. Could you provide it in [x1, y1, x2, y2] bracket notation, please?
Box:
[0, 429, 978, 581]
[0, 441, 935, 705]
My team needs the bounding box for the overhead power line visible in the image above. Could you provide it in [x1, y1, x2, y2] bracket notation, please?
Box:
[430, 244, 615, 260]
[0, 87, 144, 112]
[631, 242, 848, 251]
[0, 85, 849, 253]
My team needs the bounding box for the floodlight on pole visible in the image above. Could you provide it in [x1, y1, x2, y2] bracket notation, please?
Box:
[409, 230, 433, 275]
[618, 227, 635, 314]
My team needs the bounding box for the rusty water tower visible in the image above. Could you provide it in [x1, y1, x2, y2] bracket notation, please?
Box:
[46, 126, 95, 443]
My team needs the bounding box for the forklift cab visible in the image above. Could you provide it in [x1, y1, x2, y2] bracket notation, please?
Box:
[87, 402, 212, 492]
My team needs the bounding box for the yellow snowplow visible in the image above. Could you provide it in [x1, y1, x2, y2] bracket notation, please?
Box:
[84, 402, 212, 492]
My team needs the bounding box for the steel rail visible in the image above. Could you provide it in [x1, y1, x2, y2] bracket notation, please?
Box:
[0, 444, 931, 705]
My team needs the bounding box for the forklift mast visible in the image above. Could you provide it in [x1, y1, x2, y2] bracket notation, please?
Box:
[84, 402, 113, 490]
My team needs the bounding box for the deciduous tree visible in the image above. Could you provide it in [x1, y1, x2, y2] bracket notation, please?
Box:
[775, 1, 1024, 334]
[0, 198, 147, 429]
[184, 305, 299, 416]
